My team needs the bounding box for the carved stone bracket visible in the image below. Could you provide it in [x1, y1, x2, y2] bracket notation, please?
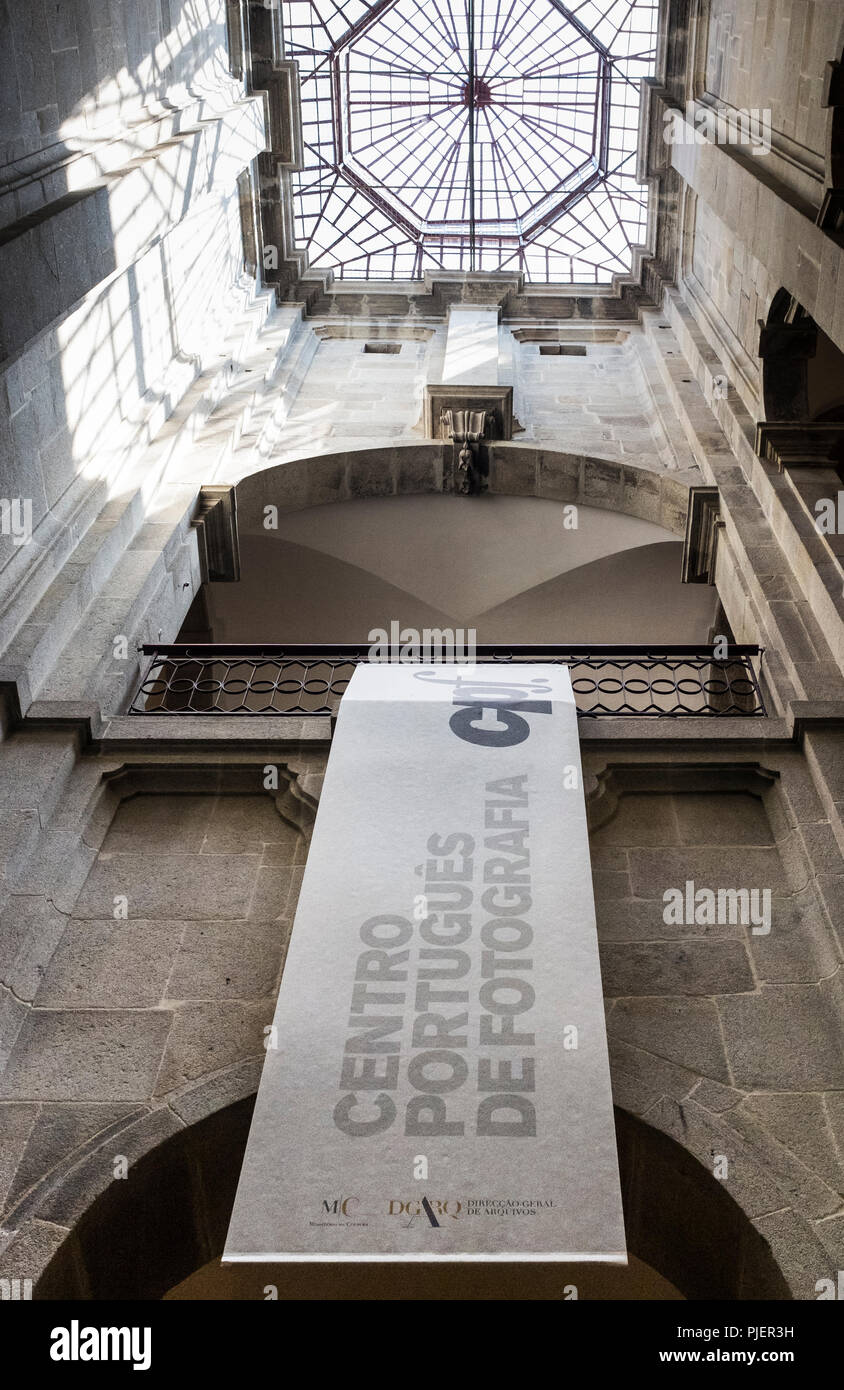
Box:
[423, 383, 513, 441]
[681, 485, 722, 584]
[192, 485, 241, 583]
[818, 58, 844, 232]
[441, 407, 490, 495]
[755, 422, 844, 473]
[423, 384, 513, 495]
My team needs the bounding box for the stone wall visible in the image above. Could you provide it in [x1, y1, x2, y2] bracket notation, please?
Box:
[246, 321, 694, 474]
[0, 739, 841, 1296]
[0, 0, 234, 180]
[704, 0, 840, 206]
[0, 752, 319, 1286]
[0, 0, 268, 642]
[587, 759, 844, 1297]
[688, 197, 771, 412]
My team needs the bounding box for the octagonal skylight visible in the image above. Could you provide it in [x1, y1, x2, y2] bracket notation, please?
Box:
[282, 0, 658, 283]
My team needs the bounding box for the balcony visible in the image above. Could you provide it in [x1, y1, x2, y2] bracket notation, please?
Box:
[128, 645, 767, 718]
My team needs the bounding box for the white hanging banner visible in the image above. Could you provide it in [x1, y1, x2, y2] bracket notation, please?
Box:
[224, 664, 625, 1262]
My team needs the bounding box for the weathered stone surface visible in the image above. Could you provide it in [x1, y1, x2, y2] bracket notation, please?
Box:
[201, 797, 303, 855]
[0, 1219, 71, 1290]
[672, 792, 772, 845]
[103, 795, 214, 853]
[1, 1010, 172, 1101]
[537, 451, 580, 502]
[588, 845, 627, 871]
[608, 997, 730, 1081]
[596, 896, 741, 941]
[600, 940, 753, 996]
[167, 1057, 263, 1126]
[34, 1106, 184, 1228]
[583, 457, 623, 505]
[646, 1095, 790, 1220]
[166, 919, 290, 999]
[609, 1033, 712, 1104]
[0, 985, 27, 1071]
[0, 1103, 39, 1213]
[246, 866, 296, 921]
[590, 793, 680, 845]
[0, 896, 68, 999]
[732, 1094, 844, 1207]
[629, 845, 788, 897]
[718, 984, 844, 1091]
[815, 1213, 844, 1268]
[347, 453, 396, 498]
[395, 445, 441, 494]
[746, 887, 840, 985]
[752, 1208, 837, 1300]
[687, 1078, 744, 1113]
[489, 449, 537, 496]
[591, 868, 631, 901]
[824, 1090, 844, 1169]
[8, 832, 98, 916]
[2, 1102, 144, 1219]
[261, 836, 309, 865]
[34, 920, 182, 1007]
[153, 999, 275, 1096]
[73, 854, 260, 920]
[608, 1066, 660, 1116]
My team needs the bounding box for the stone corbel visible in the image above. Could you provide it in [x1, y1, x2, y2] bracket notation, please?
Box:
[423, 383, 513, 443]
[681, 486, 722, 584]
[441, 408, 490, 495]
[192, 486, 241, 583]
[818, 59, 844, 232]
[755, 423, 844, 473]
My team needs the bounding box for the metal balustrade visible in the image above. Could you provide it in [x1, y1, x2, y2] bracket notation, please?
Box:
[129, 645, 767, 718]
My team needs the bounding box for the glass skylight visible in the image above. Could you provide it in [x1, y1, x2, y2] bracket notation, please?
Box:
[282, 0, 658, 283]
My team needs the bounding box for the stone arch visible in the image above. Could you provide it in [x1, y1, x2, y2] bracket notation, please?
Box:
[17, 1083, 806, 1301]
[233, 442, 693, 538]
[759, 289, 844, 424]
[759, 289, 816, 422]
[199, 441, 707, 653]
[2, 754, 836, 1300]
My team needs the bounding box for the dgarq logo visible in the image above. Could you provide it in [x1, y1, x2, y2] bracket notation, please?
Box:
[388, 1197, 462, 1227]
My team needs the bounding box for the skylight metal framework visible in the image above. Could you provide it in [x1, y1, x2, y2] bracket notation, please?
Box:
[282, 0, 658, 282]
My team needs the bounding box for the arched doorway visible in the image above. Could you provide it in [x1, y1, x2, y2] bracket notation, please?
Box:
[759, 289, 844, 424]
[174, 446, 720, 653]
[190, 491, 720, 648]
[33, 1095, 791, 1301]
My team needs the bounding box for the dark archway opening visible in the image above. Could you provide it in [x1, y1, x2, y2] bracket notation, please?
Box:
[35, 1098, 790, 1301]
[760, 289, 844, 429]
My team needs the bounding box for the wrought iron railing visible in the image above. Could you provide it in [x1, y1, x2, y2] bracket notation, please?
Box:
[128, 645, 767, 717]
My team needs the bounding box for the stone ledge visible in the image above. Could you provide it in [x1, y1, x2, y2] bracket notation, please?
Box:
[97, 715, 332, 746]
